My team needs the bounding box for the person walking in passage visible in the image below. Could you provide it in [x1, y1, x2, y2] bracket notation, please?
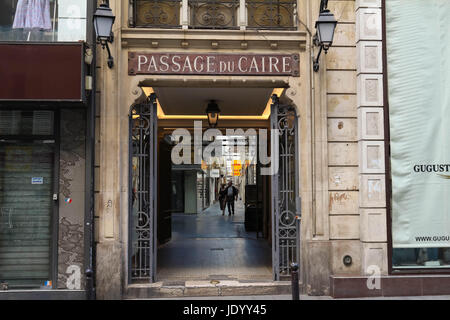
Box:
[218, 184, 227, 216]
[225, 181, 238, 216]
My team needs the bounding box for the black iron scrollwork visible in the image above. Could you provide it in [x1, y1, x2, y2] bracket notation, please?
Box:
[129, 97, 156, 282]
[271, 95, 299, 277]
[247, 0, 296, 29]
[189, 0, 238, 29]
[134, 0, 181, 27]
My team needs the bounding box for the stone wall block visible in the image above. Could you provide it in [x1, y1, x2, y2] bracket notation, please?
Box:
[331, 240, 362, 275]
[359, 141, 385, 174]
[328, 71, 357, 94]
[327, 94, 357, 118]
[357, 41, 383, 74]
[356, 0, 381, 9]
[330, 215, 360, 239]
[329, 191, 359, 215]
[328, 118, 358, 142]
[329, 1, 356, 23]
[357, 74, 384, 107]
[358, 107, 384, 140]
[326, 47, 357, 70]
[328, 143, 358, 166]
[328, 167, 359, 191]
[333, 24, 356, 46]
[361, 242, 388, 275]
[305, 241, 331, 296]
[360, 208, 387, 242]
[359, 174, 386, 208]
[356, 8, 382, 41]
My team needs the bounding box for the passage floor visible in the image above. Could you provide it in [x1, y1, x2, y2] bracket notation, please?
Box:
[157, 200, 272, 281]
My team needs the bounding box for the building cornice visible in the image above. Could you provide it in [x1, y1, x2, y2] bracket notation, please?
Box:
[121, 28, 307, 51]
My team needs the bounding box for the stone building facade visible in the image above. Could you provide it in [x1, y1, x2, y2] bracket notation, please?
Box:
[94, 0, 450, 299]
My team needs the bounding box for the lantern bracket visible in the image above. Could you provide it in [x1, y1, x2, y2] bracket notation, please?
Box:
[313, 44, 323, 73]
[312, 2, 337, 73]
[94, 2, 116, 69]
[104, 42, 114, 69]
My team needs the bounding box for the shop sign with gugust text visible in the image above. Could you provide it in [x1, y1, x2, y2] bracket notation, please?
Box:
[128, 53, 300, 77]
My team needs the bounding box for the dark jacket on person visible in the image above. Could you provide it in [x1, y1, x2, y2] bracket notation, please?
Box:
[218, 188, 227, 210]
[219, 188, 227, 201]
[225, 186, 238, 202]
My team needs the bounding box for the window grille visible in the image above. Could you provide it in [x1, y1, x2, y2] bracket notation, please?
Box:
[133, 0, 181, 28]
[189, 0, 239, 30]
[247, 0, 297, 29]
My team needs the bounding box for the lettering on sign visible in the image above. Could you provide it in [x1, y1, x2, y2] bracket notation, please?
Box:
[31, 177, 44, 185]
[128, 53, 300, 77]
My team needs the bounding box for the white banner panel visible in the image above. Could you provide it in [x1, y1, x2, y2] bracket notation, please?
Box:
[387, 0, 450, 248]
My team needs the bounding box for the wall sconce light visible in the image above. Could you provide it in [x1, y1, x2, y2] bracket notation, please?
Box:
[206, 100, 221, 128]
[93, 2, 116, 69]
[313, 0, 337, 72]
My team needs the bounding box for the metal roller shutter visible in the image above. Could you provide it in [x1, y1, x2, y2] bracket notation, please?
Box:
[0, 111, 54, 288]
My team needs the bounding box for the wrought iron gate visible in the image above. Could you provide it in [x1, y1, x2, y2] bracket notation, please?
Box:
[129, 93, 158, 283]
[270, 94, 300, 280]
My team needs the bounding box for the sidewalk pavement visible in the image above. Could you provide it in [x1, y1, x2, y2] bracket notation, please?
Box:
[148, 294, 450, 300]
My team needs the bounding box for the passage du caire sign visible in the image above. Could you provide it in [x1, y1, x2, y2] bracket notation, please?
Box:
[128, 52, 300, 77]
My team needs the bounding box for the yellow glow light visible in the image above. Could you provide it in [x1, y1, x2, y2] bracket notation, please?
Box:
[141, 87, 285, 120]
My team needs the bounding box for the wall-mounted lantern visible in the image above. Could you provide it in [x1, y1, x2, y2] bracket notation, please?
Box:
[206, 100, 221, 128]
[313, 0, 337, 72]
[93, 2, 115, 69]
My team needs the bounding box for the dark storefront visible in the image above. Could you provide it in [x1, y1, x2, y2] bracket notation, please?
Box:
[0, 0, 96, 300]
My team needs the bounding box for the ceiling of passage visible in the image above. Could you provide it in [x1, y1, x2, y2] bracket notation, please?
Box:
[152, 87, 273, 116]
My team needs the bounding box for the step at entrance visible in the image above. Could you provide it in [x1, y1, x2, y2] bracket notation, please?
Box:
[126, 280, 293, 299]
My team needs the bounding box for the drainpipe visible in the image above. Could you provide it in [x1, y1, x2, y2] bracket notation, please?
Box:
[85, 0, 98, 301]
[86, 56, 96, 300]
[309, 0, 317, 238]
[91, 23, 97, 303]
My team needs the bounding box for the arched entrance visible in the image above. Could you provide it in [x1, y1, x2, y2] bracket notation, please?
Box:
[127, 89, 299, 283]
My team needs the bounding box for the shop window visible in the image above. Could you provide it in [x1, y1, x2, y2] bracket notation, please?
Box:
[0, 0, 87, 42]
[0, 111, 54, 136]
[189, 0, 239, 29]
[393, 248, 450, 269]
[387, 1, 450, 270]
[246, 0, 297, 29]
[133, 0, 181, 28]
